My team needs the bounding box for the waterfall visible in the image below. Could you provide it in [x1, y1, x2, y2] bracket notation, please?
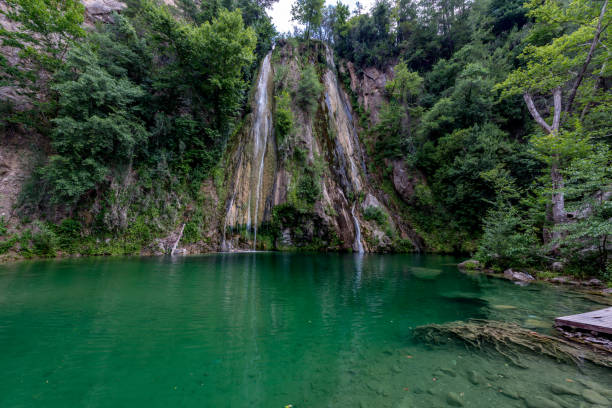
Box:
[222, 51, 274, 251]
[250, 52, 273, 250]
[351, 203, 364, 254]
[170, 223, 185, 256]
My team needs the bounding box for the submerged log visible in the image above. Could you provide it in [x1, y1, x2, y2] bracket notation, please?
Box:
[413, 319, 612, 368]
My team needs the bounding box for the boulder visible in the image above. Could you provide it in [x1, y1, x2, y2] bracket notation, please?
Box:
[361, 193, 382, 210]
[581, 389, 609, 405]
[392, 160, 424, 204]
[582, 278, 603, 287]
[503, 269, 535, 282]
[551, 262, 565, 272]
[446, 392, 464, 407]
[524, 396, 562, 408]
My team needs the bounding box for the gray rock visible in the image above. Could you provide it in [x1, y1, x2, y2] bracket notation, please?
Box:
[361, 193, 382, 210]
[503, 269, 535, 282]
[550, 395, 575, 408]
[440, 367, 457, 377]
[446, 392, 464, 407]
[583, 278, 603, 287]
[392, 160, 424, 204]
[499, 389, 521, 400]
[552, 262, 565, 272]
[581, 389, 609, 405]
[549, 383, 580, 396]
[524, 396, 562, 408]
[467, 370, 483, 385]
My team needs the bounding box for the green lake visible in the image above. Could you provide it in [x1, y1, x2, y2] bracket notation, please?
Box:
[0, 253, 610, 407]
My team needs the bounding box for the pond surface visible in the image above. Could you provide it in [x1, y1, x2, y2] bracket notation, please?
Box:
[0, 253, 610, 407]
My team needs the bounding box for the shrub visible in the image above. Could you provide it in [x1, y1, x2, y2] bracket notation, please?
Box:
[363, 207, 387, 226]
[31, 222, 59, 257]
[0, 217, 7, 236]
[296, 169, 321, 205]
[274, 90, 294, 147]
[296, 65, 323, 114]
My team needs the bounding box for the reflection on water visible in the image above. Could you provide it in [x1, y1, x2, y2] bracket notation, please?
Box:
[0, 253, 609, 407]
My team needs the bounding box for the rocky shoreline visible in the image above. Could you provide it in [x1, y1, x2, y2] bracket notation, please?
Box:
[457, 259, 612, 297]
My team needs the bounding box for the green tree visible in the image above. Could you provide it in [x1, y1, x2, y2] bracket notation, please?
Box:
[498, 0, 610, 237]
[291, 0, 325, 40]
[43, 44, 147, 205]
[0, 0, 84, 99]
[296, 64, 323, 113]
[555, 147, 612, 278]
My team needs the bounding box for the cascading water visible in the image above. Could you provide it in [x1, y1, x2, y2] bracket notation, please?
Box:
[351, 203, 364, 254]
[324, 44, 367, 253]
[222, 51, 274, 251]
[250, 52, 273, 250]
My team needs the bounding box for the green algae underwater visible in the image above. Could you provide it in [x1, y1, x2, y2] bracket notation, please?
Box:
[0, 253, 610, 407]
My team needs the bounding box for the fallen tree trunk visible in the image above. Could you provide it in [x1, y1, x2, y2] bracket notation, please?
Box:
[413, 319, 612, 368]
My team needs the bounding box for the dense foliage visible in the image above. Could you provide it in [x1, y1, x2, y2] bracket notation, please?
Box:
[1, 0, 610, 279]
[1, 0, 271, 253]
[315, 0, 610, 278]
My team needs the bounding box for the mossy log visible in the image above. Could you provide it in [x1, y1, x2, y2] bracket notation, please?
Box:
[413, 319, 612, 368]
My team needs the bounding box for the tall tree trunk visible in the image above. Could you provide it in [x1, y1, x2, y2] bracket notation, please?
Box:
[524, 89, 566, 240]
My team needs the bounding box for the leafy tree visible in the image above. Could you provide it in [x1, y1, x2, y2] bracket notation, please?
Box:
[291, 0, 325, 40]
[476, 165, 540, 269]
[44, 44, 147, 205]
[555, 147, 612, 277]
[274, 90, 294, 149]
[498, 0, 610, 236]
[0, 0, 84, 99]
[296, 65, 322, 113]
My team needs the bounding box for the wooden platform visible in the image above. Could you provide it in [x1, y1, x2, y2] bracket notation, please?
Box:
[555, 307, 612, 335]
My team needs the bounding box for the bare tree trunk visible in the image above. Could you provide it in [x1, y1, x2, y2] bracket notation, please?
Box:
[524, 90, 566, 241]
[550, 160, 565, 235]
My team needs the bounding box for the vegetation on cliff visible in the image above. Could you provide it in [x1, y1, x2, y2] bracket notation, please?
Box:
[0, 0, 610, 280]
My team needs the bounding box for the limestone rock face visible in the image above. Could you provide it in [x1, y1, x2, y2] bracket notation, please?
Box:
[221, 43, 421, 252]
[83, 0, 126, 24]
[0, 132, 36, 228]
[362, 193, 382, 211]
[392, 160, 424, 204]
[343, 61, 392, 125]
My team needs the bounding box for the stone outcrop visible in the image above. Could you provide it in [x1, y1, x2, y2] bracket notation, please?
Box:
[342, 61, 393, 125]
[82, 0, 126, 24]
[503, 269, 535, 283]
[0, 131, 36, 228]
[392, 159, 425, 204]
[221, 42, 420, 252]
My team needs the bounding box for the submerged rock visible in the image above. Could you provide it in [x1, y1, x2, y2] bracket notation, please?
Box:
[411, 267, 442, 280]
[440, 368, 457, 377]
[467, 370, 484, 385]
[446, 392, 464, 407]
[524, 396, 562, 408]
[499, 388, 521, 400]
[491, 304, 517, 310]
[549, 383, 580, 396]
[578, 379, 612, 397]
[550, 395, 575, 408]
[524, 318, 550, 329]
[581, 389, 609, 405]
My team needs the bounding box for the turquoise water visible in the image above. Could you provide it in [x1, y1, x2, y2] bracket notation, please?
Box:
[0, 253, 610, 407]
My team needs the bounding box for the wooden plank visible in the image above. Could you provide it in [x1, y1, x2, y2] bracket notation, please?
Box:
[555, 307, 612, 335]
